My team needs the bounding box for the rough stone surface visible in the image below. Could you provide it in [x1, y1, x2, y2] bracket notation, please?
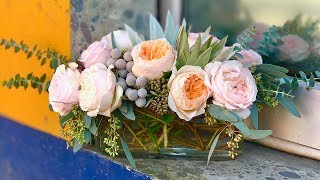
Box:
[90, 142, 320, 179]
[70, 0, 156, 59]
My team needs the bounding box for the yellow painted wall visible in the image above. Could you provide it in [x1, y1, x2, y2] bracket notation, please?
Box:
[0, 0, 70, 137]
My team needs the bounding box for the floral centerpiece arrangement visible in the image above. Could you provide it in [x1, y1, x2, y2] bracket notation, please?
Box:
[2, 13, 319, 167]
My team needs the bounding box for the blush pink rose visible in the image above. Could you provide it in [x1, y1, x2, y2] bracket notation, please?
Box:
[205, 60, 257, 118]
[79, 64, 123, 117]
[236, 49, 263, 65]
[79, 41, 112, 68]
[168, 65, 210, 121]
[131, 38, 176, 80]
[100, 30, 133, 51]
[49, 62, 80, 116]
[278, 34, 310, 63]
[188, 32, 219, 49]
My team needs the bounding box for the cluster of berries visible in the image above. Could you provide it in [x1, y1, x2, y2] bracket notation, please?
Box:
[107, 48, 148, 107]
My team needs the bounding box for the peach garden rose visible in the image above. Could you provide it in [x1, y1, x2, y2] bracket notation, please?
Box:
[205, 60, 257, 118]
[79, 63, 123, 117]
[131, 38, 176, 80]
[168, 65, 210, 121]
[49, 62, 80, 116]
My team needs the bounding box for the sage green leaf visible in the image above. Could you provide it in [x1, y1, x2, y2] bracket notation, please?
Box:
[125, 24, 142, 45]
[119, 102, 128, 113]
[111, 32, 117, 49]
[256, 64, 289, 73]
[232, 120, 251, 136]
[89, 119, 98, 135]
[190, 33, 201, 62]
[250, 103, 259, 129]
[165, 11, 178, 45]
[276, 94, 301, 118]
[299, 71, 307, 83]
[120, 102, 136, 120]
[210, 36, 227, 59]
[84, 129, 92, 143]
[120, 137, 136, 168]
[291, 77, 299, 90]
[194, 47, 212, 68]
[201, 26, 211, 43]
[84, 113, 92, 128]
[59, 111, 74, 128]
[199, 36, 214, 54]
[207, 131, 222, 166]
[212, 45, 235, 62]
[149, 15, 164, 40]
[247, 129, 272, 139]
[207, 104, 237, 122]
[181, 19, 186, 29]
[73, 139, 82, 153]
[309, 74, 315, 88]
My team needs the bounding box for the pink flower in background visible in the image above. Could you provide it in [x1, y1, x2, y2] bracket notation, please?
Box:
[79, 64, 123, 117]
[79, 41, 112, 68]
[168, 65, 210, 121]
[237, 49, 263, 65]
[131, 38, 176, 80]
[278, 34, 310, 63]
[188, 32, 219, 49]
[101, 30, 133, 51]
[205, 60, 257, 118]
[49, 62, 81, 116]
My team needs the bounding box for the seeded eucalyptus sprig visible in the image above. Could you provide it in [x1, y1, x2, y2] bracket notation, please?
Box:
[146, 77, 169, 116]
[103, 115, 121, 157]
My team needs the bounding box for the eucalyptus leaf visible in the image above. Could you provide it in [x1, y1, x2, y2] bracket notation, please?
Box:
[59, 111, 74, 128]
[276, 94, 301, 118]
[207, 104, 237, 122]
[120, 102, 136, 120]
[250, 103, 259, 129]
[125, 24, 142, 45]
[84, 129, 92, 143]
[247, 129, 272, 139]
[111, 32, 117, 49]
[89, 119, 98, 135]
[84, 113, 92, 128]
[315, 71, 320, 79]
[299, 71, 308, 83]
[207, 131, 222, 166]
[232, 120, 251, 136]
[161, 114, 175, 124]
[309, 74, 315, 88]
[149, 15, 165, 40]
[291, 77, 299, 90]
[73, 139, 82, 153]
[120, 137, 136, 168]
[256, 64, 289, 73]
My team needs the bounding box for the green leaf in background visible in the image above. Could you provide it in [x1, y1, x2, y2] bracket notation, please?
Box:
[276, 94, 301, 118]
[291, 77, 299, 90]
[89, 119, 98, 135]
[84, 113, 92, 128]
[125, 24, 142, 45]
[247, 129, 272, 139]
[161, 114, 175, 124]
[120, 137, 136, 168]
[250, 103, 259, 129]
[232, 120, 251, 136]
[194, 47, 212, 68]
[119, 101, 136, 120]
[84, 129, 92, 143]
[315, 71, 320, 79]
[256, 64, 289, 73]
[149, 15, 165, 40]
[207, 130, 222, 166]
[111, 32, 117, 49]
[59, 111, 74, 128]
[164, 11, 178, 45]
[73, 139, 82, 153]
[309, 74, 315, 88]
[207, 104, 238, 122]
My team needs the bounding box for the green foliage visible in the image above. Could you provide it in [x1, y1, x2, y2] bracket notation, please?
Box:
[250, 103, 259, 129]
[207, 130, 222, 165]
[2, 73, 49, 94]
[0, 38, 70, 69]
[207, 104, 237, 123]
[119, 101, 136, 120]
[120, 137, 136, 168]
[236, 26, 255, 50]
[124, 24, 142, 45]
[247, 129, 273, 139]
[149, 15, 165, 40]
[164, 11, 179, 45]
[258, 26, 281, 57]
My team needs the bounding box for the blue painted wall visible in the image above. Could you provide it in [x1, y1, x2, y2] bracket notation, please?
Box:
[0, 116, 150, 180]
